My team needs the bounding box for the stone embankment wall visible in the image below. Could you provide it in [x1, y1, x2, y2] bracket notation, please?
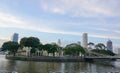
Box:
[6, 55, 85, 62]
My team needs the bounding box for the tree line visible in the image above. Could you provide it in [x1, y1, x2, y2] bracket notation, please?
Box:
[88, 42, 115, 56]
[1, 37, 115, 57]
[1, 37, 86, 56]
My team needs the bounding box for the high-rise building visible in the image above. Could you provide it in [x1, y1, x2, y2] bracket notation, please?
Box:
[117, 48, 120, 55]
[57, 39, 63, 57]
[77, 41, 81, 45]
[107, 40, 113, 52]
[57, 39, 61, 46]
[82, 33, 88, 48]
[12, 33, 19, 42]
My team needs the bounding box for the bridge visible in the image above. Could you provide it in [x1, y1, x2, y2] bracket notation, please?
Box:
[84, 50, 120, 60]
[85, 56, 120, 59]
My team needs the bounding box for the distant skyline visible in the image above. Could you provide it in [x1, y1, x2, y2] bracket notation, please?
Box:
[11, 33, 19, 42]
[0, 0, 120, 49]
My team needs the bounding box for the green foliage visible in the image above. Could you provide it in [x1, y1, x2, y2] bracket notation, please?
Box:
[20, 37, 40, 48]
[20, 37, 41, 55]
[1, 41, 19, 56]
[95, 43, 106, 49]
[88, 42, 95, 49]
[91, 49, 115, 56]
[38, 44, 43, 51]
[64, 44, 85, 56]
[88, 42, 94, 46]
[43, 43, 58, 56]
[30, 48, 36, 54]
[20, 37, 27, 48]
[43, 44, 52, 52]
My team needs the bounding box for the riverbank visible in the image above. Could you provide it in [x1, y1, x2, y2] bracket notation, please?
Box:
[6, 55, 85, 62]
[1, 55, 120, 73]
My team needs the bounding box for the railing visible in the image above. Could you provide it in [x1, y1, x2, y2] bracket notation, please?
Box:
[85, 56, 120, 59]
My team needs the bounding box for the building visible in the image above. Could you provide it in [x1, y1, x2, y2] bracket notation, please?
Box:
[113, 48, 119, 54]
[107, 40, 113, 52]
[57, 39, 61, 46]
[82, 33, 88, 48]
[57, 39, 63, 57]
[117, 48, 120, 55]
[12, 33, 19, 42]
[77, 41, 81, 45]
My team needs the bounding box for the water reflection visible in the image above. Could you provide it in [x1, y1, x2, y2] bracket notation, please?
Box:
[0, 55, 120, 73]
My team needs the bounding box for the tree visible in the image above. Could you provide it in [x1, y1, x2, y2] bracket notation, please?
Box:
[1, 41, 19, 56]
[63, 44, 85, 56]
[38, 44, 43, 51]
[88, 42, 94, 46]
[50, 43, 58, 56]
[91, 49, 115, 56]
[20, 37, 27, 48]
[37, 44, 44, 56]
[95, 43, 106, 50]
[43, 43, 58, 56]
[88, 42, 95, 50]
[20, 37, 40, 48]
[43, 44, 52, 56]
[20, 37, 40, 55]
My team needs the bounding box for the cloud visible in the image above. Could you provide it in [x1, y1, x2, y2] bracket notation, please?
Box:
[93, 28, 120, 35]
[114, 30, 120, 34]
[0, 12, 23, 24]
[40, 0, 120, 17]
[89, 34, 120, 40]
[0, 12, 120, 41]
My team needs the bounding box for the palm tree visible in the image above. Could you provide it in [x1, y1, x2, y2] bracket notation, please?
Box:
[88, 42, 95, 50]
[95, 43, 106, 50]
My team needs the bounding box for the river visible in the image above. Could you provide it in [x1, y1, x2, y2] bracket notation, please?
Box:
[0, 55, 120, 73]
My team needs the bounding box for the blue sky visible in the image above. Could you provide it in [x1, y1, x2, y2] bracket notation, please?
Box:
[0, 0, 120, 49]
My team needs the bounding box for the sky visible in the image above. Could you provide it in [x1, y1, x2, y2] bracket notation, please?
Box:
[0, 0, 120, 50]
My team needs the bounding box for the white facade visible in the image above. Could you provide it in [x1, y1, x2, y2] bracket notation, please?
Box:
[82, 33, 88, 48]
[58, 39, 61, 46]
[57, 39, 63, 57]
[117, 48, 120, 55]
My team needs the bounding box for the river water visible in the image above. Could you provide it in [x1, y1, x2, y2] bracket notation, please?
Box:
[0, 55, 120, 73]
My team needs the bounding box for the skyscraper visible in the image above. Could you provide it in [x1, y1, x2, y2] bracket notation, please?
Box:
[82, 33, 88, 48]
[57, 39, 61, 46]
[12, 33, 19, 42]
[107, 40, 113, 52]
[77, 41, 81, 45]
[57, 39, 63, 56]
